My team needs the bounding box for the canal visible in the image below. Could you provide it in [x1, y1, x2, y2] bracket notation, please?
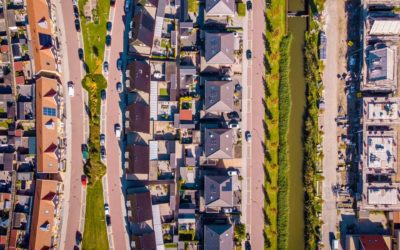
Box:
[287, 0, 307, 249]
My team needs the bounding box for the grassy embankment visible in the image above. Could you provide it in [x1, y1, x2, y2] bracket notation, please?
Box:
[78, 0, 109, 249]
[264, 1, 292, 249]
[303, 1, 325, 249]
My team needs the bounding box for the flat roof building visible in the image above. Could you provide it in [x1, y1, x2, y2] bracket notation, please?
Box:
[363, 97, 400, 126]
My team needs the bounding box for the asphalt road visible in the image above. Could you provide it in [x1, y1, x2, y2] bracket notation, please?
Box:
[103, 1, 130, 249]
[57, 0, 86, 249]
[249, 1, 266, 249]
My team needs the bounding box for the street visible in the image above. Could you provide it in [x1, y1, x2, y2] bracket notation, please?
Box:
[56, 0, 87, 249]
[248, 1, 266, 249]
[103, 1, 130, 249]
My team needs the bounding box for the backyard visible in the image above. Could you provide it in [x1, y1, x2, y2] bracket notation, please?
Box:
[78, 0, 110, 248]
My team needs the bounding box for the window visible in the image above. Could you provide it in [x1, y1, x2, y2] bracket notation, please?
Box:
[43, 107, 56, 116]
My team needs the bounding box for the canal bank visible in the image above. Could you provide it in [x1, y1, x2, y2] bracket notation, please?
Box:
[287, 0, 308, 249]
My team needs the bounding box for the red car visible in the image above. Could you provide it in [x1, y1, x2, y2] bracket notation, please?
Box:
[81, 175, 88, 186]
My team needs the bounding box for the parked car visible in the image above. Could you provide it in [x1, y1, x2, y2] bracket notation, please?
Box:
[101, 89, 106, 100]
[73, 5, 79, 18]
[106, 215, 111, 226]
[116, 82, 122, 93]
[228, 170, 238, 176]
[245, 241, 251, 250]
[81, 144, 88, 160]
[75, 19, 80, 31]
[227, 111, 239, 119]
[223, 208, 233, 213]
[117, 58, 122, 71]
[106, 35, 111, 46]
[246, 1, 252, 10]
[72, 0, 78, 5]
[106, 21, 112, 31]
[125, 0, 131, 12]
[246, 49, 252, 59]
[228, 120, 239, 129]
[68, 81, 74, 97]
[75, 231, 82, 245]
[110, 0, 116, 6]
[78, 48, 84, 60]
[115, 124, 121, 138]
[103, 61, 109, 73]
[100, 134, 105, 146]
[100, 146, 106, 160]
[81, 175, 87, 186]
[245, 131, 252, 142]
[104, 203, 110, 215]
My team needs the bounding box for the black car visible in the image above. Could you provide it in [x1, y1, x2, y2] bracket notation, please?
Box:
[81, 144, 88, 153]
[110, 0, 116, 6]
[245, 241, 251, 250]
[228, 111, 240, 119]
[75, 231, 82, 245]
[107, 21, 112, 31]
[75, 19, 80, 31]
[246, 49, 252, 59]
[73, 5, 79, 18]
[101, 89, 106, 100]
[117, 58, 122, 71]
[78, 48, 84, 60]
[246, 1, 252, 10]
[106, 35, 111, 46]
[103, 61, 109, 72]
[106, 215, 111, 226]
[100, 146, 106, 160]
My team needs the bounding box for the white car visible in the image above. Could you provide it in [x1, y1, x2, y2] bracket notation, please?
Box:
[104, 203, 110, 215]
[228, 170, 238, 176]
[68, 81, 74, 97]
[245, 131, 252, 142]
[115, 124, 121, 138]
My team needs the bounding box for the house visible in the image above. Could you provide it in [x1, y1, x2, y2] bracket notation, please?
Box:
[205, 0, 235, 17]
[126, 60, 151, 92]
[205, 32, 234, 65]
[131, 233, 157, 250]
[204, 128, 234, 159]
[204, 80, 234, 113]
[36, 77, 63, 174]
[204, 175, 234, 212]
[125, 144, 150, 180]
[346, 234, 391, 250]
[26, 0, 59, 76]
[204, 223, 234, 250]
[126, 188, 155, 238]
[29, 179, 60, 250]
[125, 102, 150, 134]
[130, 6, 155, 55]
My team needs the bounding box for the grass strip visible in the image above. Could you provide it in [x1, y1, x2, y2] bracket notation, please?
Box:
[303, 20, 324, 250]
[263, 0, 287, 249]
[82, 181, 108, 250]
[277, 34, 292, 250]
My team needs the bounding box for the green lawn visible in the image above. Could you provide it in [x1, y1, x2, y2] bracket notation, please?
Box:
[82, 181, 109, 250]
[78, 0, 110, 248]
[264, 1, 287, 249]
[78, 0, 110, 73]
[187, 0, 198, 13]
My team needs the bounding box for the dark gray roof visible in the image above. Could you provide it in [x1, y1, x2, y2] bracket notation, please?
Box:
[127, 190, 153, 223]
[132, 233, 156, 250]
[204, 81, 234, 112]
[204, 175, 233, 207]
[204, 128, 234, 159]
[126, 102, 150, 133]
[126, 61, 151, 92]
[205, 0, 235, 16]
[204, 224, 234, 250]
[205, 32, 234, 64]
[126, 144, 150, 175]
[131, 7, 155, 48]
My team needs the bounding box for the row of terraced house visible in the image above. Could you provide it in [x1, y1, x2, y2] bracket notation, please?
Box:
[124, 0, 248, 249]
[0, 0, 65, 249]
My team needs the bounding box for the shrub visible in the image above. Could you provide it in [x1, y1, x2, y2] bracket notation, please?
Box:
[237, 2, 246, 17]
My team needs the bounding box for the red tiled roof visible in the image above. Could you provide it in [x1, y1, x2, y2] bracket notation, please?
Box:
[0, 235, 7, 244]
[1, 45, 8, 53]
[360, 235, 389, 250]
[14, 61, 23, 71]
[180, 109, 193, 121]
[15, 76, 25, 85]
